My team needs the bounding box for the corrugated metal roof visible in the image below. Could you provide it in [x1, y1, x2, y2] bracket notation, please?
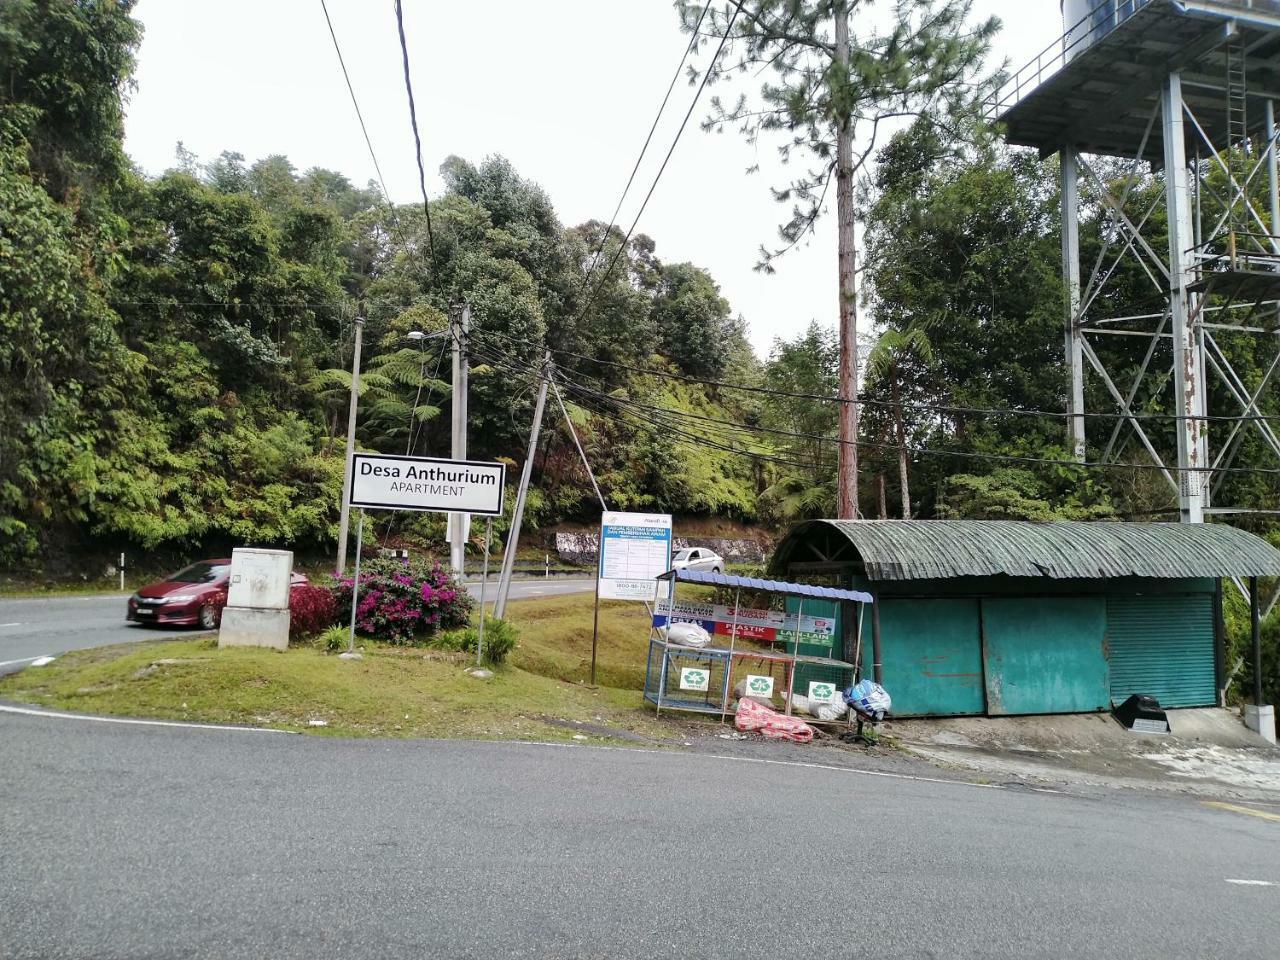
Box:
[772, 520, 1280, 581]
[662, 567, 873, 603]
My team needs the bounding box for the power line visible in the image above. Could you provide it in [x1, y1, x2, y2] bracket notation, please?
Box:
[570, 0, 744, 330]
[472, 342, 1280, 479]
[557, 374, 1280, 477]
[575, 0, 714, 298]
[393, 0, 439, 279]
[470, 326, 1280, 426]
[319, 0, 392, 204]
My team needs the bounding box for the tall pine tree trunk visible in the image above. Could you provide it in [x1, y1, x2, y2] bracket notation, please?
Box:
[892, 376, 910, 520]
[877, 473, 887, 520]
[834, 1, 859, 520]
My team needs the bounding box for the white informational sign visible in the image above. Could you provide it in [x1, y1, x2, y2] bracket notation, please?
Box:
[679, 667, 710, 692]
[808, 681, 838, 704]
[744, 675, 775, 699]
[348, 454, 505, 516]
[597, 511, 673, 601]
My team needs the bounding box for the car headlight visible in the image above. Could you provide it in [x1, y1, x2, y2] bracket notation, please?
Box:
[166, 594, 197, 604]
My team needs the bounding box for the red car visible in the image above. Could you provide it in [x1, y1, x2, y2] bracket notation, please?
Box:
[127, 559, 308, 629]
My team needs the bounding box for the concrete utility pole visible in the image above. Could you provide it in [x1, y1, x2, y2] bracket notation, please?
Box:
[833, 0, 859, 520]
[336, 316, 365, 575]
[494, 352, 553, 620]
[448, 303, 471, 574]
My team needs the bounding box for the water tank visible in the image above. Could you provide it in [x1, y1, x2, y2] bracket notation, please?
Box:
[1062, 1, 1123, 61]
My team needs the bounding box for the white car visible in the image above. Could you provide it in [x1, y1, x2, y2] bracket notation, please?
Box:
[671, 547, 724, 574]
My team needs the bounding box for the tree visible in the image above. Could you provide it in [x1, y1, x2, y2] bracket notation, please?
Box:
[650, 261, 739, 379]
[864, 325, 933, 519]
[678, 0, 997, 519]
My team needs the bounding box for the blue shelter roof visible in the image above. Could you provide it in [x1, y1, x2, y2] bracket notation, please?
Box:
[660, 567, 872, 604]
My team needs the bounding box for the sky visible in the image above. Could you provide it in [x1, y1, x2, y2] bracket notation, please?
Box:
[122, 1, 1064, 357]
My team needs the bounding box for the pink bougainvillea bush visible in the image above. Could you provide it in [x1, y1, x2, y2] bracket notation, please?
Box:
[329, 557, 474, 645]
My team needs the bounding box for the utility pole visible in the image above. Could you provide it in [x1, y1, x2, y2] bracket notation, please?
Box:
[336, 315, 365, 575]
[494, 352, 553, 620]
[448, 303, 471, 574]
[834, 0, 859, 520]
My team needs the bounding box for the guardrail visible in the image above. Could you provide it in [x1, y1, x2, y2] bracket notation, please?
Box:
[985, 1, 1153, 120]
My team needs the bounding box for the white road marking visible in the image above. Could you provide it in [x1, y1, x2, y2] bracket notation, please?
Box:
[0, 703, 291, 734]
[28, 656, 55, 666]
[0, 622, 23, 627]
[1225, 879, 1276, 886]
[0, 656, 41, 669]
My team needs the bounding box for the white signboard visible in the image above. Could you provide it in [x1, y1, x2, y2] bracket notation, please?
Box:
[597, 512, 672, 601]
[808, 681, 838, 704]
[348, 454, 505, 516]
[679, 667, 710, 692]
[744, 675, 775, 699]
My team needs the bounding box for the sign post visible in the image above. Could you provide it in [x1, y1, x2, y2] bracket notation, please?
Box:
[591, 512, 672, 684]
[343, 453, 506, 657]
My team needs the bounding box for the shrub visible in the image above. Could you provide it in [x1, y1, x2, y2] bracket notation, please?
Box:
[435, 617, 518, 666]
[289, 584, 339, 642]
[329, 557, 474, 645]
[316, 625, 349, 653]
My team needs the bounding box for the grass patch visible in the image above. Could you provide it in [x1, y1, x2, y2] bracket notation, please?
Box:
[0, 592, 682, 743]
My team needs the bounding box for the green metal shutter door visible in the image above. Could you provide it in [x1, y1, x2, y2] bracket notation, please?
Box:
[1106, 594, 1215, 708]
[879, 599, 985, 717]
[981, 597, 1110, 715]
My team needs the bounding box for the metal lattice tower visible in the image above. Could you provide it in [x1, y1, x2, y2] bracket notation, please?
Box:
[991, 0, 1280, 527]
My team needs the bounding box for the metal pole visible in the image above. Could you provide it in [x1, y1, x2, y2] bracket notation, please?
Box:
[871, 588, 883, 684]
[336, 316, 365, 574]
[449, 304, 471, 575]
[1161, 72, 1205, 523]
[1252, 575, 1263, 705]
[551, 376, 613, 686]
[721, 588, 741, 722]
[1267, 101, 1280, 237]
[343, 510, 365, 659]
[786, 598, 804, 716]
[493, 352, 552, 619]
[476, 517, 492, 666]
[551, 379, 607, 510]
[119, 552, 125, 592]
[1061, 145, 1086, 461]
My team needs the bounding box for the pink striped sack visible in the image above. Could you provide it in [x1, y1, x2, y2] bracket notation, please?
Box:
[734, 696, 815, 744]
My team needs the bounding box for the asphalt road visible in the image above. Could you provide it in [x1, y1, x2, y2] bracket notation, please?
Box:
[0, 578, 594, 675]
[1, 711, 1277, 960]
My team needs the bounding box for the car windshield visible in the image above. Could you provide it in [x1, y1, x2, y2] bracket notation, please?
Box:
[673, 550, 692, 561]
[167, 562, 229, 584]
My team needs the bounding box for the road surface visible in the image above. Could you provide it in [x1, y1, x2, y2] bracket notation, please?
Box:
[1, 710, 1277, 959]
[0, 578, 594, 675]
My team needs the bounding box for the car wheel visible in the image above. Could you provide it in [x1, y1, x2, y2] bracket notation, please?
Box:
[712, 565, 723, 574]
[198, 604, 219, 630]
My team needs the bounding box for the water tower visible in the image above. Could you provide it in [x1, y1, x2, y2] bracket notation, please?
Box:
[991, 0, 1280, 523]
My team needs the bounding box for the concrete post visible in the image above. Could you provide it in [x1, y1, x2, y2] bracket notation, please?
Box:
[1061, 145, 1086, 461]
[1161, 73, 1205, 523]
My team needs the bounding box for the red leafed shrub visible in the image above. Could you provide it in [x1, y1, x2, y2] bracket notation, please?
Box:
[289, 584, 338, 641]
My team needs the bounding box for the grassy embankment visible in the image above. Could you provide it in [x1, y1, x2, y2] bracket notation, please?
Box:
[0, 593, 690, 743]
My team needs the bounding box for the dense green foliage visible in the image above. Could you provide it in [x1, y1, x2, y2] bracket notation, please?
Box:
[0, 2, 761, 570]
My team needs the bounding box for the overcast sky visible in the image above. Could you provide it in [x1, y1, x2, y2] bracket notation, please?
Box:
[122, 1, 1063, 356]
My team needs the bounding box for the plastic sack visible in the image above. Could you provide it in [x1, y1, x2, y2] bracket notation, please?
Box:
[734, 697, 814, 743]
[782, 690, 847, 722]
[661, 622, 711, 648]
[845, 679, 891, 721]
